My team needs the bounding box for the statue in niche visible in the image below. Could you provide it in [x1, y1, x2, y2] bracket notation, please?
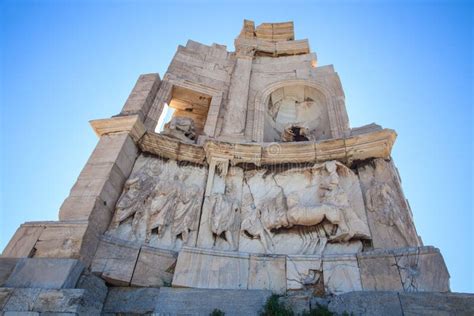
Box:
[162, 116, 196, 143]
[171, 183, 203, 246]
[281, 124, 311, 142]
[209, 188, 240, 250]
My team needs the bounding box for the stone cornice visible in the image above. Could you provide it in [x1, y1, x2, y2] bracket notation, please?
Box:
[138, 128, 397, 167]
[90, 115, 146, 143]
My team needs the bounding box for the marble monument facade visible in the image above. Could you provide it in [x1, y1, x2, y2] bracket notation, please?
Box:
[1, 21, 454, 312]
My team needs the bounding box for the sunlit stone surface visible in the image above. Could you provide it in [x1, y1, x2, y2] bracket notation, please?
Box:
[1, 19, 463, 315]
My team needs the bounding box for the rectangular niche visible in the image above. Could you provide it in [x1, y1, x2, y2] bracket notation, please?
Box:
[168, 86, 212, 137]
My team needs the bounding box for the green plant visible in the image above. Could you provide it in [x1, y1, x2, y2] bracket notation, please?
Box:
[210, 308, 225, 316]
[260, 294, 294, 316]
[301, 304, 333, 316]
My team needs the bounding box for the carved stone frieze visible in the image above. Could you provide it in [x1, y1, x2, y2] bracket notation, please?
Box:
[107, 155, 207, 250]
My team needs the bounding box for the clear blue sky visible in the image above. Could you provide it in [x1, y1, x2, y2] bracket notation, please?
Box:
[1, 0, 472, 292]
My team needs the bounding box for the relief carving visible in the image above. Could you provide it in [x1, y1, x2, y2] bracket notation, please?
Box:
[239, 161, 370, 255]
[209, 192, 240, 250]
[108, 155, 206, 250]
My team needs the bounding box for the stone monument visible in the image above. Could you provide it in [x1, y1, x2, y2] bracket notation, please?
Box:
[2, 20, 472, 315]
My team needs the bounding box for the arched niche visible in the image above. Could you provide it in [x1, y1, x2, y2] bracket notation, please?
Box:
[253, 80, 348, 143]
[264, 85, 331, 142]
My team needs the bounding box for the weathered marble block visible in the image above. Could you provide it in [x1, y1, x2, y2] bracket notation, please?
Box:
[286, 255, 322, 291]
[91, 236, 140, 286]
[102, 287, 161, 315]
[2, 224, 44, 258]
[357, 250, 403, 291]
[398, 292, 474, 316]
[394, 246, 450, 292]
[357, 158, 421, 249]
[326, 291, 404, 316]
[172, 246, 249, 290]
[154, 288, 272, 316]
[0, 288, 13, 310]
[1, 288, 42, 312]
[248, 254, 286, 294]
[0, 259, 18, 287]
[322, 254, 362, 295]
[33, 223, 88, 259]
[130, 245, 177, 287]
[4, 258, 84, 289]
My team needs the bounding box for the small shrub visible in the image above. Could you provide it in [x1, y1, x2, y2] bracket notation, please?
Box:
[260, 294, 294, 316]
[210, 308, 225, 316]
[301, 304, 333, 316]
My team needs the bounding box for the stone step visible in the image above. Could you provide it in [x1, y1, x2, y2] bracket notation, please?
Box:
[102, 287, 272, 316]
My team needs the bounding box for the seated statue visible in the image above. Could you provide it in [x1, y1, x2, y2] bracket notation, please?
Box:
[162, 116, 196, 143]
[281, 124, 311, 142]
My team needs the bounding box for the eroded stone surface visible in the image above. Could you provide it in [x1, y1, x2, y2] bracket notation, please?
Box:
[394, 246, 450, 292]
[358, 251, 403, 291]
[154, 287, 272, 316]
[2, 288, 42, 312]
[249, 254, 286, 294]
[358, 158, 421, 249]
[322, 254, 362, 294]
[2, 225, 44, 258]
[0, 259, 18, 287]
[130, 245, 177, 287]
[107, 155, 207, 251]
[286, 255, 322, 291]
[4, 258, 84, 289]
[90, 236, 140, 286]
[399, 292, 474, 316]
[326, 291, 404, 316]
[102, 287, 161, 314]
[172, 247, 249, 290]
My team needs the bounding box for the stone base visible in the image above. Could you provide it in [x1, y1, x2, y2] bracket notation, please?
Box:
[0, 273, 107, 315]
[3, 287, 470, 315]
[308, 291, 474, 316]
[102, 287, 272, 315]
[172, 245, 450, 295]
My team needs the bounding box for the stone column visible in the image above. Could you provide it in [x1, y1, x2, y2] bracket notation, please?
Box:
[120, 73, 161, 121]
[220, 51, 253, 139]
[197, 156, 230, 248]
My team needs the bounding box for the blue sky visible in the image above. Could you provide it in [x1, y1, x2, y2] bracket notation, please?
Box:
[1, 0, 472, 292]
